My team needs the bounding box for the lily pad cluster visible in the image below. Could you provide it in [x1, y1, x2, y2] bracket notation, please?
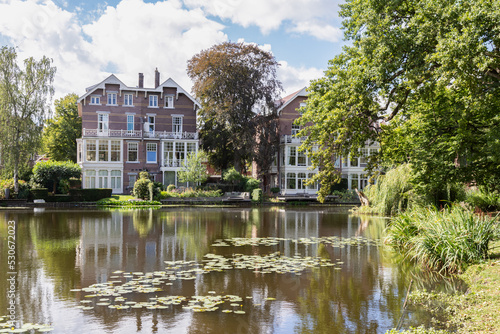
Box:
[0, 318, 54, 333]
[211, 236, 380, 248]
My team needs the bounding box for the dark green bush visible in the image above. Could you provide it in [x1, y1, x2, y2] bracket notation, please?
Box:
[46, 194, 72, 202]
[31, 188, 49, 200]
[270, 187, 280, 194]
[68, 188, 112, 201]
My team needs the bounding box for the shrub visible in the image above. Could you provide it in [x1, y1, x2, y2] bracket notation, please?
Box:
[68, 188, 112, 201]
[32, 160, 81, 194]
[31, 188, 49, 200]
[166, 184, 176, 192]
[0, 179, 29, 199]
[244, 177, 261, 192]
[252, 188, 263, 203]
[133, 172, 153, 200]
[386, 205, 500, 273]
[270, 187, 280, 194]
[465, 187, 500, 212]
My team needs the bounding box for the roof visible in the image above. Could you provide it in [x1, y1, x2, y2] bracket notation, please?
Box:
[278, 87, 307, 114]
[78, 74, 201, 108]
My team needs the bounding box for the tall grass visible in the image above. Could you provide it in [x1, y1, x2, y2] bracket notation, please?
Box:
[386, 205, 499, 274]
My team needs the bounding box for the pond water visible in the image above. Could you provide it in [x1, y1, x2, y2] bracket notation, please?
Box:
[0, 207, 462, 333]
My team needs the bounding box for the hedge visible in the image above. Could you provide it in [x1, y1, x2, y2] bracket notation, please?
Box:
[31, 188, 49, 200]
[68, 188, 112, 202]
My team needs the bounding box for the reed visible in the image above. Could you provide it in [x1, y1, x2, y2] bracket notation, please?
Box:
[387, 205, 499, 273]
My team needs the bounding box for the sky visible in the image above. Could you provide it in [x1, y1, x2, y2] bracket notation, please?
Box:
[0, 0, 348, 102]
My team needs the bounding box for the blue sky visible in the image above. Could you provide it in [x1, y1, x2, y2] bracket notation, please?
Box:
[0, 0, 347, 100]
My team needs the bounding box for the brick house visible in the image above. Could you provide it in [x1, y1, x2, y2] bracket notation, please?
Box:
[76, 69, 200, 194]
[268, 87, 379, 195]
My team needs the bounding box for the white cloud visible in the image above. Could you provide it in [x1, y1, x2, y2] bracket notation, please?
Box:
[183, 0, 343, 42]
[278, 61, 323, 96]
[0, 0, 228, 101]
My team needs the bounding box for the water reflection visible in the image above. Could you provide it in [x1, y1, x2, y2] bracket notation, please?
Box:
[0, 208, 462, 333]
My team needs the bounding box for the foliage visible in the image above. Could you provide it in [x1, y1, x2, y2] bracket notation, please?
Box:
[465, 187, 500, 212]
[244, 177, 261, 192]
[385, 326, 448, 334]
[331, 189, 358, 202]
[297, 0, 500, 199]
[386, 205, 499, 274]
[0, 46, 56, 192]
[177, 151, 209, 185]
[166, 184, 176, 192]
[187, 41, 282, 172]
[96, 198, 161, 207]
[42, 93, 81, 162]
[252, 188, 263, 203]
[31, 188, 48, 200]
[159, 188, 222, 199]
[68, 188, 112, 201]
[270, 187, 280, 194]
[132, 172, 153, 200]
[32, 160, 81, 194]
[0, 178, 29, 199]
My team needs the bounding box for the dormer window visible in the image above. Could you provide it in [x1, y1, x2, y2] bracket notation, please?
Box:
[107, 93, 117, 105]
[149, 95, 158, 107]
[90, 96, 100, 105]
[165, 95, 174, 108]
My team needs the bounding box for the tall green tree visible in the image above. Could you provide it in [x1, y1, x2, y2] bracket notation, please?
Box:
[43, 93, 81, 162]
[178, 151, 209, 186]
[0, 46, 56, 191]
[297, 0, 500, 201]
[187, 41, 283, 173]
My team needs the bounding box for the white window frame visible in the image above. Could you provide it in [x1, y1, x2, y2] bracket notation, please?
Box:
[107, 93, 117, 105]
[127, 114, 134, 133]
[124, 93, 133, 106]
[98, 113, 109, 134]
[127, 142, 138, 162]
[146, 142, 157, 163]
[149, 95, 158, 108]
[110, 140, 121, 162]
[90, 96, 100, 105]
[147, 115, 155, 134]
[165, 95, 174, 108]
[172, 115, 183, 134]
[291, 124, 300, 136]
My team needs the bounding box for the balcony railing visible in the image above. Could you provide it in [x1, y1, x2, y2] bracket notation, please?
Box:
[83, 128, 142, 138]
[83, 129, 198, 140]
[162, 159, 185, 167]
[281, 135, 307, 144]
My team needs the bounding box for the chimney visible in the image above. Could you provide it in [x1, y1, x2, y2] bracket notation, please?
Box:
[155, 68, 160, 88]
[138, 73, 144, 88]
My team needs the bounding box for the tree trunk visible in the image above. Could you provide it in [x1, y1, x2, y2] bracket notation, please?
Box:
[355, 188, 370, 206]
[13, 164, 19, 193]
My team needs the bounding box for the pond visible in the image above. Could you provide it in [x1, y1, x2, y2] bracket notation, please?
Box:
[0, 207, 462, 333]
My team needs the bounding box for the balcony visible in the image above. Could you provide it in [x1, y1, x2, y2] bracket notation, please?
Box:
[83, 128, 142, 138]
[281, 135, 307, 144]
[145, 131, 198, 140]
[83, 129, 198, 140]
[162, 159, 185, 167]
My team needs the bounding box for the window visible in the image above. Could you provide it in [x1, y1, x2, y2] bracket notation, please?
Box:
[90, 96, 100, 105]
[173, 116, 183, 133]
[98, 114, 108, 133]
[111, 170, 121, 190]
[291, 124, 300, 136]
[360, 148, 369, 166]
[124, 94, 133, 106]
[165, 95, 174, 108]
[288, 147, 296, 166]
[350, 174, 359, 190]
[77, 142, 82, 163]
[147, 115, 155, 133]
[298, 150, 306, 166]
[111, 140, 120, 161]
[127, 115, 134, 133]
[187, 142, 196, 156]
[175, 142, 185, 163]
[360, 174, 368, 189]
[107, 93, 117, 105]
[129, 174, 137, 188]
[164, 142, 174, 166]
[297, 173, 307, 189]
[128, 142, 138, 162]
[98, 170, 108, 188]
[308, 173, 317, 190]
[149, 95, 158, 107]
[86, 140, 96, 161]
[350, 156, 359, 167]
[287, 173, 296, 190]
[85, 170, 96, 188]
[299, 102, 307, 108]
[99, 141, 108, 161]
[147, 143, 157, 163]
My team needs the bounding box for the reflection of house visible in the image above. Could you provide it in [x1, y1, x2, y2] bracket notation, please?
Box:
[267, 88, 379, 195]
[76, 69, 200, 193]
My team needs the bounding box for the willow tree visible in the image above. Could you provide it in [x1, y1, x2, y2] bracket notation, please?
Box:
[187, 42, 283, 173]
[297, 0, 500, 201]
[0, 46, 56, 191]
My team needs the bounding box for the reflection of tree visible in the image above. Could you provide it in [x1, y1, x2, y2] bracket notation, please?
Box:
[132, 209, 154, 237]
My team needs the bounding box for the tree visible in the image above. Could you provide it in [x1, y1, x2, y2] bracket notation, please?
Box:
[32, 160, 81, 194]
[297, 0, 500, 201]
[187, 41, 283, 173]
[177, 151, 209, 186]
[0, 46, 56, 192]
[43, 93, 81, 162]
